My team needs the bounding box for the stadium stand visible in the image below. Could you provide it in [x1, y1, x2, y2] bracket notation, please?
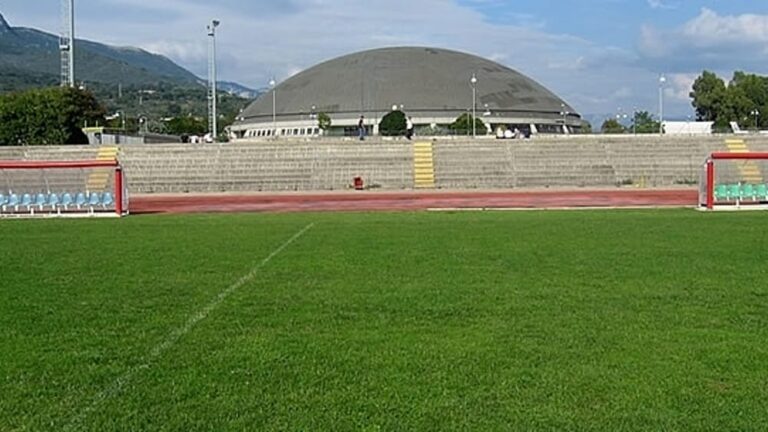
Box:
[2, 136, 768, 195]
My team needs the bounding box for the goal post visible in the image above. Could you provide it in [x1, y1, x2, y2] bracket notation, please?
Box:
[0, 159, 128, 218]
[700, 152, 768, 210]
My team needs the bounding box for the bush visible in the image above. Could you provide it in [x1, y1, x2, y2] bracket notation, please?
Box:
[379, 110, 407, 136]
[0, 87, 105, 145]
[318, 112, 331, 131]
[448, 113, 486, 135]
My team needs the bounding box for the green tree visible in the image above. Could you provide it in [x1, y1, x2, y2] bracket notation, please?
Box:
[0, 87, 105, 145]
[690, 71, 728, 127]
[448, 113, 486, 135]
[165, 116, 207, 136]
[730, 71, 768, 109]
[727, 72, 768, 129]
[317, 112, 331, 131]
[601, 118, 626, 134]
[724, 84, 755, 130]
[631, 111, 661, 134]
[379, 110, 407, 136]
[579, 121, 593, 134]
[689, 70, 768, 131]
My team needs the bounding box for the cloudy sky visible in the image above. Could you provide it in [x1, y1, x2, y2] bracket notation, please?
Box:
[2, 0, 768, 119]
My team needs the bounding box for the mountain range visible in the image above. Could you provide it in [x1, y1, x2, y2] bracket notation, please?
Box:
[0, 12, 258, 98]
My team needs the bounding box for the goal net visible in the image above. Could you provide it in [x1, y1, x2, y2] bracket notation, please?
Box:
[699, 152, 768, 210]
[0, 159, 128, 218]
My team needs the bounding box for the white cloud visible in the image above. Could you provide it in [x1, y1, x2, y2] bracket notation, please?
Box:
[647, 0, 677, 10]
[665, 73, 697, 102]
[682, 8, 768, 46]
[640, 8, 768, 60]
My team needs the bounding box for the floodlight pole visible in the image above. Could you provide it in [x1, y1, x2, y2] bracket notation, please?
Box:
[60, 0, 75, 87]
[207, 20, 220, 142]
[68, 0, 75, 87]
[471, 73, 478, 138]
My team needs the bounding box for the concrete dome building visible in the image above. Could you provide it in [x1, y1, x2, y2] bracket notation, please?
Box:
[231, 47, 581, 139]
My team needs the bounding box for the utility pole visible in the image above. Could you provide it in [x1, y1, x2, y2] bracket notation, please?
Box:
[60, 0, 75, 87]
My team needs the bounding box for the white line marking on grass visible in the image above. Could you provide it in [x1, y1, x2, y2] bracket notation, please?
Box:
[63, 222, 315, 431]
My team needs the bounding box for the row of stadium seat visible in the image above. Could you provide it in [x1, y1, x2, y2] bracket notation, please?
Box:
[0, 192, 114, 213]
[714, 183, 768, 202]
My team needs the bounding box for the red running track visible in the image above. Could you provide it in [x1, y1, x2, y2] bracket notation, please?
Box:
[130, 189, 699, 214]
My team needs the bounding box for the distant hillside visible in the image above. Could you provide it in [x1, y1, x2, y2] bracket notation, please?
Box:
[0, 12, 200, 91]
[0, 12, 259, 98]
[0, 12, 262, 136]
[218, 81, 263, 99]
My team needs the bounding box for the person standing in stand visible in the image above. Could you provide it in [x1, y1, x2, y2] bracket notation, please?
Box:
[358, 115, 366, 141]
[406, 116, 414, 140]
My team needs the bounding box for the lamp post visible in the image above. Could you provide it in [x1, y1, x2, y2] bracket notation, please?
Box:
[632, 107, 637, 134]
[659, 74, 666, 135]
[269, 78, 276, 138]
[471, 73, 478, 138]
[207, 19, 220, 142]
[616, 108, 628, 123]
[751, 109, 760, 130]
[560, 103, 570, 134]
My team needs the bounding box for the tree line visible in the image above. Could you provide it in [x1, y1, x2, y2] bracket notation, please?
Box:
[600, 111, 661, 134]
[0, 85, 248, 145]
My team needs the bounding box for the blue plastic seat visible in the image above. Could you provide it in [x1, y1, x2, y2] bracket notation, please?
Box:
[61, 193, 73, 208]
[34, 193, 47, 208]
[48, 193, 60, 207]
[102, 192, 114, 207]
[75, 192, 87, 208]
[7, 193, 19, 209]
[20, 193, 33, 208]
[0, 193, 6, 207]
[88, 192, 101, 207]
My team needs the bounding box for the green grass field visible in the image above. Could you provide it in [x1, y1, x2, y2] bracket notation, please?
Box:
[1, 210, 767, 431]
